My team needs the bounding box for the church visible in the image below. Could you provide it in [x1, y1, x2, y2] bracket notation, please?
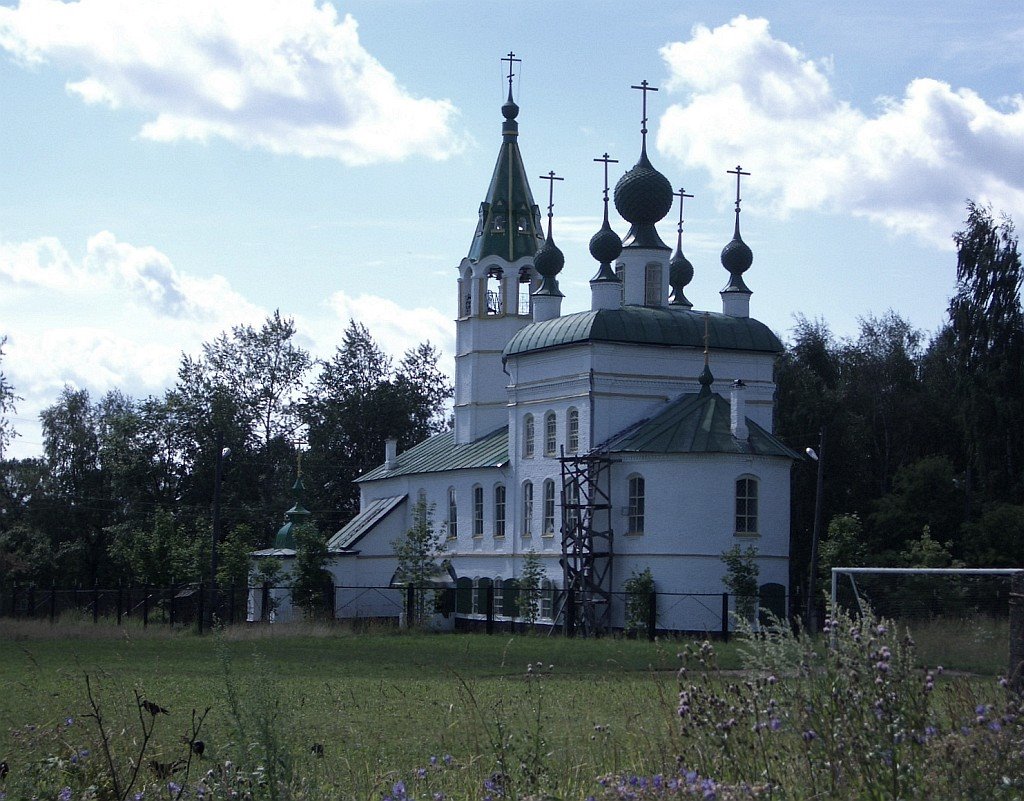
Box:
[256, 61, 797, 633]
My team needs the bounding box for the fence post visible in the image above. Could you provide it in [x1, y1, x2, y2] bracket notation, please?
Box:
[11, 584, 18, 618]
[229, 585, 236, 626]
[142, 587, 149, 627]
[116, 585, 123, 625]
[49, 585, 57, 623]
[125, 586, 131, 620]
[565, 590, 576, 638]
[331, 584, 339, 622]
[486, 585, 495, 635]
[1010, 572, 1024, 693]
[197, 583, 205, 635]
[261, 582, 270, 622]
[406, 584, 415, 629]
[92, 583, 100, 624]
[721, 592, 730, 643]
[647, 590, 657, 642]
[169, 589, 176, 627]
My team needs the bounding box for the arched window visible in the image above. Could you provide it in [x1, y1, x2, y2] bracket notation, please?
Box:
[472, 485, 484, 538]
[628, 474, 645, 534]
[476, 577, 493, 616]
[446, 487, 458, 539]
[542, 479, 556, 535]
[544, 411, 557, 456]
[494, 578, 504, 616]
[523, 414, 535, 458]
[456, 577, 473, 614]
[644, 262, 662, 306]
[565, 480, 580, 532]
[494, 484, 506, 537]
[522, 481, 534, 538]
[736, 476, 759, 534]
[503, 578, 520, 618]
[566, 407, 579, 454]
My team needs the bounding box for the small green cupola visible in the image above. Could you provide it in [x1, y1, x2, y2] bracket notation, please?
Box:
[467, 53, 545, 264]
[273, 474, 311, 550]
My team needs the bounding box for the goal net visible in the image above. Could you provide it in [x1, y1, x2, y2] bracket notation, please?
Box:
[831, 567, 1021, 619]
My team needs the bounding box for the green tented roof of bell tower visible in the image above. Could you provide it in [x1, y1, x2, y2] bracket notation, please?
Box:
[467, 92, 545, 264]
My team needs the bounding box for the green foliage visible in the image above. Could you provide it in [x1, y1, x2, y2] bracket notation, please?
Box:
[721, 545, 759, 623]
[818, 513, 868, 585]
[897, 525, 962, 569]
[962, 502, 1024, 567]
[623, 566, 656, 633]
[392, 497, 446, 625]
[0, 334, 20, 459]
[216, 523, 260, 589]
[291, 523, 332, 618]
[518, 549, 544, 627]
[868, 456, 964, 556]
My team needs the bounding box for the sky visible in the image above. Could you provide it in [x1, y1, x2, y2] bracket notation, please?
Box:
[2, 0, 1023, 459]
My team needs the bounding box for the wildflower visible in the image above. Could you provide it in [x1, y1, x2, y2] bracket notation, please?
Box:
[168, 782, 181, 795]
[443, 754, 453, 765]
[875, 624, 887, 635]
[430, 755, 438, 766]
[433, 794, 446, 801]
[925, 726, 938, 738]
[999, 676, 1009, 688]
[392, 780, 407, 799]
[769, 717, 781, 731]
[59, 788, 73, 801]
[990, 721, 1003, 732]
[802, 729, 817, 742]
[65, 717, 74, 726]
[416, 768, 427, 779]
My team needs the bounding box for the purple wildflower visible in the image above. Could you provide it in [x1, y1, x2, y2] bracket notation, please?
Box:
[59, 788, 73, 801]
[392, 780, 407, 799]
[168, 782, 181, 795]
[770, 717, 781, 731]
[416, 768, 427, 779]
[803, 729, 817, 742]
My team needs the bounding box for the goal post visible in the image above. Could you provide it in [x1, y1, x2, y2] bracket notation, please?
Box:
[827, 569, 1019, 688]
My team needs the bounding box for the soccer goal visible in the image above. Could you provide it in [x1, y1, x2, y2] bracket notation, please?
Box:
[830, 567, 1024, 674]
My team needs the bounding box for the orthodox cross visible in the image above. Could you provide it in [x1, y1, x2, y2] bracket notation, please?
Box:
[630, 80, 659, 144]
[674, 187, 694, 235]
[593, 152, 619, 206]
[501, 51, 521, 96]
[727, 165, 750, 216]
[539, 170, 564, 223]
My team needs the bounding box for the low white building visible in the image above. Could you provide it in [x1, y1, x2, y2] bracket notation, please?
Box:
[254, 69, 798, 632]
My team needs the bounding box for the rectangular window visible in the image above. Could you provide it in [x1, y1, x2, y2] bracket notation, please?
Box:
[736, 477, 758, 534]
[522, 481, 533, 537]
[542, 479, 556, 535]
[494, 485, 506, 537]
[523, 415, 535, 458]
[473, 485, 484, 538]
[544, 412, 557, 456]
[447, 488, 458, 539]
[644, 263, 662, 306]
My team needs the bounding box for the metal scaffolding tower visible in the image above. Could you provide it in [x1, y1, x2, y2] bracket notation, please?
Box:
[558, 449, 614, 636]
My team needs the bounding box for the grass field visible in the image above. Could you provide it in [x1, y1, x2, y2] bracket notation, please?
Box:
[0, 615, 1018, 800]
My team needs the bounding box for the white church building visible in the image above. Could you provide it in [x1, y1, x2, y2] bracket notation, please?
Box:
[255, 67, 797, 633]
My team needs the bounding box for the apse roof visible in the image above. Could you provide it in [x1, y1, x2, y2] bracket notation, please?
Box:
[503, 307, 784, 360]
[600, 391, 800, 459]
[327, 494, 407, 552]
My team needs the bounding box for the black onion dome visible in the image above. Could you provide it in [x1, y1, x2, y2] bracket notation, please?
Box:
[613, 151, 674, 225]
[670, 249, 694, 288]
[721, 234, 753, 275]
[502, 98, 519, 120]
[534, 236, 565, 278]
[589, 219, 623, 264]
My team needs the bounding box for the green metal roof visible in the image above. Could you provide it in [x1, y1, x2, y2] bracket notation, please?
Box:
[357, 427, 508, 482]
[502, 307, 784, 360]
[328, 495, 407, 552]
[600, 391, 800, 459]
[467, 102, 545, 263]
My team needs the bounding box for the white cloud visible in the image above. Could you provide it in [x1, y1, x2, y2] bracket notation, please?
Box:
[657, 15, 1024, 245]
[0, 0, 465, 165]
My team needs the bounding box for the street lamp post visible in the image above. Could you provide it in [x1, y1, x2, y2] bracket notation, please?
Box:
[805, 427, 825, 631]
[209, 436, 231, 627]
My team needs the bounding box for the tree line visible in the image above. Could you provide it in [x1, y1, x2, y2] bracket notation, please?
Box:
[0, 316, 451, 591]
[1, 202, 1021, 602]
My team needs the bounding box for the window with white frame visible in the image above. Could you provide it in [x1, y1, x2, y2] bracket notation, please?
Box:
[523, 414, 535, 458]
[473, 485, 484, 537]
[544, 412, 557, 456]
[494, 484, 506, 537]
[565, 480, 580, 532]
[446, 487, 458, 539]
[522, 481, 534, 537]
[627, 474, 645, 534]
[494, 578, 504, 616]
[542, 478, 556, 535]
[736, 476, 758, 534]
[540, 578, 554, 619]
[567, 407, 579, 454]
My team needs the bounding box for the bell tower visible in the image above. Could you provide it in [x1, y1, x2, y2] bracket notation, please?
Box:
[454, 53, 545, 444]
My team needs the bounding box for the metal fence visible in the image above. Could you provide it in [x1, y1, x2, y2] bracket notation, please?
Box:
[0, 582, 789, 640]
